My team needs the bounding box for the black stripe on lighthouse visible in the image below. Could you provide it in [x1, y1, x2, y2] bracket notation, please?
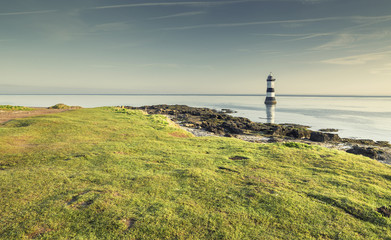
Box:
[267, 88, 275, 92]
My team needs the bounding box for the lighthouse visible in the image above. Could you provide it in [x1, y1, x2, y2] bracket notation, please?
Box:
[264, 73, 277, 105]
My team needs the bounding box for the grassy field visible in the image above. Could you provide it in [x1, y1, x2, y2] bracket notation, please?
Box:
[0, 105, 34, 111]
[1, 107, 391, 239]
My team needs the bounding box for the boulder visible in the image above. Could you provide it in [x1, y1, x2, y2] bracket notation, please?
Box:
[310, 131, 341, 142]
[346, 145, 382, 159]
[285, 128, 311, 139]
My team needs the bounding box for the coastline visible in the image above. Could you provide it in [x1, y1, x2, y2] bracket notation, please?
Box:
[2, 94, 390, 142]
[1, 104, 390, 163]
[128, 105, 391, 164]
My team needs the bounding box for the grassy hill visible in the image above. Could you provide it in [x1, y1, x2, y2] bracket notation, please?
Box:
[1, 107, 391, 239]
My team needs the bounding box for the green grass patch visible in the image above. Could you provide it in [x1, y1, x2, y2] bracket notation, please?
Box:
[1, 107, 391, 239]
[48, 103, 82, 109]
[0, 105, 34, 111]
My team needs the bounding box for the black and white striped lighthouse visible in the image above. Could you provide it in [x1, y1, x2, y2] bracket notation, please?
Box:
[264, 73, 277, 105]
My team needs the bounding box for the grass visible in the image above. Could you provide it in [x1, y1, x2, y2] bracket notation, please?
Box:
[0, 105, 34, 111]
[48, 103, 82, 109]
[1, 107, 391, 239]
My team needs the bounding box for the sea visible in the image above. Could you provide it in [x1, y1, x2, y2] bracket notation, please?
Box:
[1, 94, 390, 143]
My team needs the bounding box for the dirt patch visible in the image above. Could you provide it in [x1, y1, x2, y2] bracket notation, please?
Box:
[6, 135, 33, 145]
[244, 176, 284, 188]
[0, 108, 68, 124]
[169, 131, 190, 138]
[27, 226, 52, 239]
[121, 218, 137, 230]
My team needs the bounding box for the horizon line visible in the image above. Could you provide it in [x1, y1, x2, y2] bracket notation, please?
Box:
[0, 93, 390, 98]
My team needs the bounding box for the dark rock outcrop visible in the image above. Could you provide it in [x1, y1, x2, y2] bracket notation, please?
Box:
[127, 105, 312, 139]
[346, 145, 386, 160]
[310, 131, 341, 142]
[319, 128, 339, 132]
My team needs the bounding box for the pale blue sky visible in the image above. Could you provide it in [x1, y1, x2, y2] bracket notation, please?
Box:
[1, 0, 391, 95]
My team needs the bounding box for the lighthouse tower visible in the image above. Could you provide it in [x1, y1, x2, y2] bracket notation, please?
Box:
[264, 73, 277, 105]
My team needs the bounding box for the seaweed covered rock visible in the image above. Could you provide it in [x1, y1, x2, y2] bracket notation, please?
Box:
[128, 105, 323, 140]
[128, 105, 266, 136]
[310, 131, 341, 142]
[346, 145, 385, 160]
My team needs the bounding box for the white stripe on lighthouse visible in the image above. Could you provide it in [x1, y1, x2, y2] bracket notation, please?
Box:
[267, 92, 275, 97]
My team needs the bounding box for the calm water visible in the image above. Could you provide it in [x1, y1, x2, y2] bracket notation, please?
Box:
[1, 94, 390, 142]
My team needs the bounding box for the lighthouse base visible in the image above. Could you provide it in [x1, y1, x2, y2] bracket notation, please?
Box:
[264, 97, 277, 105]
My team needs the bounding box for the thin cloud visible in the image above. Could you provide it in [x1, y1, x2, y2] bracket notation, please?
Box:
[312, 33, 356, 50]
[312, 31, 391, 51]
[93, 1, 249, 9]
[136, 63, 180, 68]
[162, 16, 346, 30]
[162, 14, 391, 31]
[288, 33, 333, 41]
[371, 63, 391, 76]
[322, 51, 391, 65]
[0, 10, 57, 16]
[92, 0, 331, 9]
[149, 11, 205, 20]
[350, 15, 391, 22]
[255, 32, 333, 41]
[255, 33, 316, 37]
[91, 22, 130, 32]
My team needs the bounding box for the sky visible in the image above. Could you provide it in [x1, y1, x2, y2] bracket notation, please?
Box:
[1, 0, 391, 95]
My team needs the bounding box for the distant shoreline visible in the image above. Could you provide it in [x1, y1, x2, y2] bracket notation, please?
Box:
[0, 93, 390, 98]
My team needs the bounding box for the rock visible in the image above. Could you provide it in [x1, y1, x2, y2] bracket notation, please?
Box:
[219, 109, 237, 113]
[346, 145, 382, 159]
[268, 137, 283, 143]
[270, 125, 284, 136]
[221, 121, 243, 134]
[280, 123, 311, 129]
[377, 141, 391, 147]
[285, 128, 311, 139]
[342, 138, 377, 146]
[132, 105, 319, 141]
[319, 128, 339, 133]
[310, 131, 341, 142]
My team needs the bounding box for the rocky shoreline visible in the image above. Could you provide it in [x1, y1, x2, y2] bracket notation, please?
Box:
[126, 105, 391, 164]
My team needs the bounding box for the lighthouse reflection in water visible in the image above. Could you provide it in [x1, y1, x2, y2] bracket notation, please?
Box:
[265, 104, 276, 124]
